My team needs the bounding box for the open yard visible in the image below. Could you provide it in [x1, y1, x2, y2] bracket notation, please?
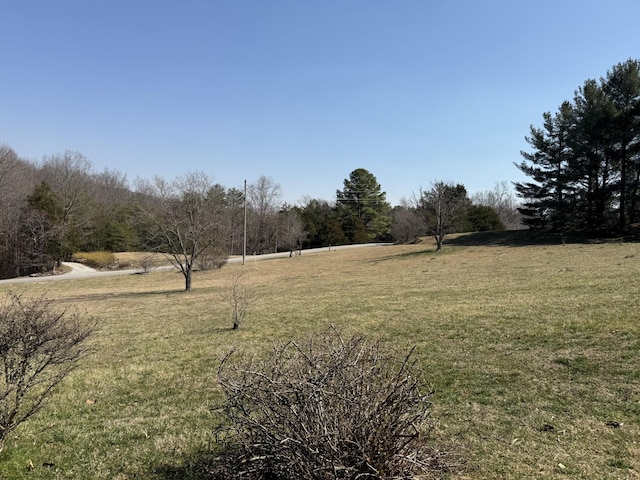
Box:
[1, 235, 639, 479]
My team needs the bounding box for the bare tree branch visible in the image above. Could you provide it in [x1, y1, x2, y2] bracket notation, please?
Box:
[134, 171, 226, 291]
[211, 327, 453, 479]
[0, 292, 95, 451]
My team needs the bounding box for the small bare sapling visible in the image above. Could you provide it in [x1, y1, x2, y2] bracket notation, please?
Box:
[222, 270, 255, 330]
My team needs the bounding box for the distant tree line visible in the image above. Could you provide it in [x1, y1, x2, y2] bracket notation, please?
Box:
[300, 170, 520, 251]
[390, 180, 521, 249]
[0, 149, 298, 280]
[0, 147, 518, 280]
[515, 58, 640, 234]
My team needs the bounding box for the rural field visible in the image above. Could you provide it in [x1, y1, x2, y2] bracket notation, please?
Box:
[1, 233, 639, 479]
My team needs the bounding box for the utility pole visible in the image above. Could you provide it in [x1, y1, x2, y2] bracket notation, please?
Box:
[243, 179, 247, 266]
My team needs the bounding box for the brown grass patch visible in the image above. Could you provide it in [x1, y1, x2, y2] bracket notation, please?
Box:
[0, 239, 639, 478]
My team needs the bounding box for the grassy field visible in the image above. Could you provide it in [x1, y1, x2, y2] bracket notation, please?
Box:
[1, 235, 639, 479]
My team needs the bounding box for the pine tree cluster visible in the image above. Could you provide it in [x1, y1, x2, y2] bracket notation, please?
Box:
[516, 59, 640, 234]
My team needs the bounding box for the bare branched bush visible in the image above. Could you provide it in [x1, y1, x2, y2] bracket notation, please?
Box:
[139, 252, 157, 274]
[197, 247, 228, 271]
[221, 271, 254, 330]
[0, 292, 95, 451]
[211, 327, 448, 479]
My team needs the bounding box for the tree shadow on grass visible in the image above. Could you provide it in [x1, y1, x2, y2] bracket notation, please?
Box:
[371, 229, 635, 263]
[56, 284, 225, 304]
[151, 446, 246, 480]
[443, 229, 568, 246]
[151, 451, 217, 480]
[57, 288, 191, 304]
[149, 452, 215, 480]
[368, 246, 442, 264]
[445, 229, 640, 246]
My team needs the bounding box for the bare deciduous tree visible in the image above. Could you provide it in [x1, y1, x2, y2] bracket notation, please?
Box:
[247, 176, 282, 254]
[278, 205, 306, 256]
[135, 171, 225, 291]
[39, 151, 94, 226]
[417, 182, 471, 250]
[471, 181, 523, 230]
[92, 168, 129, 204]
[221, 270, 255, 329]
[0, 292, 95, 451]
[391, 200, 427, 244]
[0, 145, 35, 278]
[0, 145, 31, 213]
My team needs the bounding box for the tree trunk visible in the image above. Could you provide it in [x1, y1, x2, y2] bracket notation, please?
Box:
[629, 169, 640, 226]
[185, 269, 192, 291]
[619, 145, 628, 232]
[435, 234, 443, 251]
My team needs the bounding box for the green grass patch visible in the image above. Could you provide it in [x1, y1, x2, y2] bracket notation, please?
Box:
[1, 237, 640, 478]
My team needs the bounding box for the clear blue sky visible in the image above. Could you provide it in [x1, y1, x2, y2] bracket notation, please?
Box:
[2, 1, 638, 205]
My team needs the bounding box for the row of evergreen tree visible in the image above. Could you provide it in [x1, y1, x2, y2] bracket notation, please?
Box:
[515, 59, 640, 234]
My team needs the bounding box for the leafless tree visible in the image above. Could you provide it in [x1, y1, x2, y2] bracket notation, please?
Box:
[91, 167, 130, 207]
[221, 270, 255, 329]
[0, 145, 36, 278]
[39, 151, 94, 226]
[278, 205, 306, 256]
[391, 199, 427, 243]
[247, 176, 282, 254]
[417, 181, 471, 250]
[0, 292, 95, 451]
[471, 181, 523, 230]
[135, 171, 225, 291]
[15, 209, 62, 275]
[0, 145, 30, 210]
[30, 151, 97, 259]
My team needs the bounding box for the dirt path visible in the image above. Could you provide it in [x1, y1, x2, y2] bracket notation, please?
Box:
[0, 244, 393, 285]
[62, 262, 99, 275]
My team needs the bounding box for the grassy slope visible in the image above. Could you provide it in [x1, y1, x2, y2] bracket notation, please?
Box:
[1, 237, 639, 479]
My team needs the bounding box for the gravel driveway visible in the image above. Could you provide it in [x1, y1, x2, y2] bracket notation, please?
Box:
[0, 244, 393, 285]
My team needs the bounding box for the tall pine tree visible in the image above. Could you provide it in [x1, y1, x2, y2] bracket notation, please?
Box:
[515, 59, 640, 234]
[515, 101, 576, 230]
[572, 78, 617, 231]
[336, 168, 391, 243]
[603, 59, 640, 229]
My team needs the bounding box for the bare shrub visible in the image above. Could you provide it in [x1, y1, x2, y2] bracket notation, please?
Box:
[221, 271, 254, 329]
[197, 247, 228, 271]
[0, 292, 95, 451]
[138, 252, 160, 274]
[211, 327, 448, 479]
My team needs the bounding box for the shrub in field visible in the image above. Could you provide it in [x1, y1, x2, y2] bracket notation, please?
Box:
[196, 247, 228, 271]
[211, 327, 446, 479]
[221, 271, 254, 330]
[139, 252, 158, 273]
[72, 251, 116, 269]
[0, 292, 95, 451]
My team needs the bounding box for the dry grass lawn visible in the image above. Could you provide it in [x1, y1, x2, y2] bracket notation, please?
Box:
[1, 235, 639, 479]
